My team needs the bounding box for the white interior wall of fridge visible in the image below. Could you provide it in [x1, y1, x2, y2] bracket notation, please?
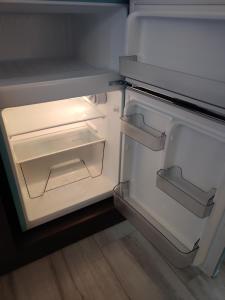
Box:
[1, 90, 122, 229]
[0, 8, 126, 67]
[120, 89, 225, 265]
[0, 5, 127, 107]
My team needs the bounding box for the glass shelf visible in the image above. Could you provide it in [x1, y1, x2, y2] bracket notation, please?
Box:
[12, 125, 105, 163]
[157, 166, 216, 218]
[113, 181, 199, 268]
[4, 96, 105, 136]
[121, 113, 166, 151]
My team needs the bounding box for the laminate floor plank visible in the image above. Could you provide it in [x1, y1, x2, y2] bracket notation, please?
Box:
[62, 236, 129, 300]
[0, 221, 224, 300]
[97, 237, 167, 300]
[11, 256, 62, 300]
[121, 231, 196, 300]
[49, 251, 82, 300]
[188, 275, 225, 300]
[170, 258, 225, 300]
[0, 274, 16, 300]
[170, 265, 202, 283]
[94, 220, 135, 248]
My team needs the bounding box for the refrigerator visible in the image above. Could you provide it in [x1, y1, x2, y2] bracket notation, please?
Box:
[0, 0, 225, 276]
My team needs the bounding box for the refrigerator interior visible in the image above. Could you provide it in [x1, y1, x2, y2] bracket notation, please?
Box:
[0, 1, 126, 229]
[0, 1, 224, 273]
[1, 91, 122, 229]
[116, 89, 225, 267]
[0, 2, 127, 107]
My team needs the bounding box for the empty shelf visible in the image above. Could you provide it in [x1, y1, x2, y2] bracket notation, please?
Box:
[157, 166, 215, 218]
[113, 182, 199, 268]
[12, 126, 105, 163]
[0, 59, 103, 82]
[121, 113, 166, 151]
[0, 58, 120, 108]
[4, 97, 105, 136]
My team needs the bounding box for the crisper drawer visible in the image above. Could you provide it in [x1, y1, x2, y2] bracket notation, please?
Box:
[116, 88, 225, 267]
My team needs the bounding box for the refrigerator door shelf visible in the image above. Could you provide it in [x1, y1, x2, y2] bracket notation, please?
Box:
[113, 181, 199, 269]
[157, 166, 215, 218]
[121, 113, 166, 151]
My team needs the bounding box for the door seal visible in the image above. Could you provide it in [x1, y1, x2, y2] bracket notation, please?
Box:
[128, 85, 225, 124]
[109, 79, 225, 123]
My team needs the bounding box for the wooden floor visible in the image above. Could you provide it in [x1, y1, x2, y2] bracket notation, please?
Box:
[0, 221, 224, 300]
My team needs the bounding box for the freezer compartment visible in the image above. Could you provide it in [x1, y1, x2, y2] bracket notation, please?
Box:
[114, 182, 199, 268]
[0, 6, 126, 108]
[157, 166, 215, 218]
[121, 113, 166, 151]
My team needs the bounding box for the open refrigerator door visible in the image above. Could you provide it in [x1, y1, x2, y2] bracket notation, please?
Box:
[115, 4, 225, 272]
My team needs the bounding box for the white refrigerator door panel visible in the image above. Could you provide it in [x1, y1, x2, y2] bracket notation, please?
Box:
[116, 88, 225, 267]
[120, 5, 225, 110]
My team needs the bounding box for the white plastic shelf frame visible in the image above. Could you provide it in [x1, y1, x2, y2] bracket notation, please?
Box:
[12, 125, 105, 163]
